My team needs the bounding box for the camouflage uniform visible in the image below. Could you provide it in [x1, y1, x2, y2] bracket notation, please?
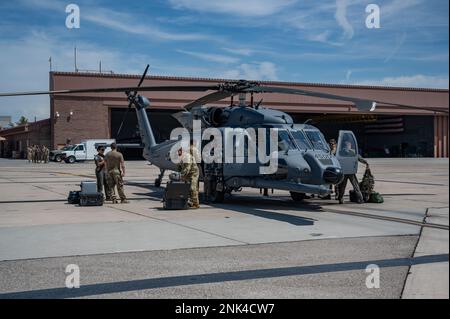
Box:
[94, 152, 111, 200]
[43, 146, 49, 163]
[104, 149, 127, 203]
[178, 146, 200, 208]
[32, 146, 37, 163]
[27, 147, 32, 163]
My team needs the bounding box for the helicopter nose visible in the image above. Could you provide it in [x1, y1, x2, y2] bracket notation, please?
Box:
[323, 167, 344, 184]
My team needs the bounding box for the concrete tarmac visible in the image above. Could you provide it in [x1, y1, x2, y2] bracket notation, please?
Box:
[0, 158, 448, 298]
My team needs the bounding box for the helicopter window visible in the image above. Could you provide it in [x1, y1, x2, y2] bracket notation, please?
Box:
[290, 130, 311, 150]
[305, 130, 329, 152]
[278, 130, 296, 152]
[339, 133, 358, 157]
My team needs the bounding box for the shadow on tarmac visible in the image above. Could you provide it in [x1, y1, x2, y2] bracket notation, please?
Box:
[1, 253, 447, 299]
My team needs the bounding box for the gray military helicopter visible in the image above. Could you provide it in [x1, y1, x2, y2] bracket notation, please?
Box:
[1, 65, 447, 202]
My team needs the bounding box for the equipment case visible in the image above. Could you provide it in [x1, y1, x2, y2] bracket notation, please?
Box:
[79, 181, 104, 206]
[163, 181, 190, 210]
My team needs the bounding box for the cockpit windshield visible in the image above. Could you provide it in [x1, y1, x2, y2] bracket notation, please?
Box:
[305, 130, 329, 152]
[277, 130, 296, 152]
[290, 130, 312, 150]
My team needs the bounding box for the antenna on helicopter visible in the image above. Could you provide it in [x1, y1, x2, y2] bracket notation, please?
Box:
[238, 93, 246, 107]
[255, 98, 263, 110]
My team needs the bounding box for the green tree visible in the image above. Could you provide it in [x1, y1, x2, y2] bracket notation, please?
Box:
[17, 116, 28, 125]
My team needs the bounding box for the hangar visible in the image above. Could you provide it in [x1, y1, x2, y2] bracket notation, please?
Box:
[1, 71, 448, 159]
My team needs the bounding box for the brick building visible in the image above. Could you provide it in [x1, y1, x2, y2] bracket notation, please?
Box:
[0, 119, 51, 158]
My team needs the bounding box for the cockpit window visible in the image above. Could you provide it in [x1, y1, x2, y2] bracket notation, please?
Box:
[278, 130, 296, 152]
[305, 130, 329, 152]
[290, 130, 311, 150]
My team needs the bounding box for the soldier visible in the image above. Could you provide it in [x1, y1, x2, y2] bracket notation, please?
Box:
[322, 138, 338, 200]
[177, 143, 200, 209]
[94, 145, 111, 200]
[44, 146, 49, 163]
[32, 145, 37, 163]
[336, 140, 369, 204]
[27, 146, 32, 163]
[329, 138, 337, 155]
[104, 143, 128, 204]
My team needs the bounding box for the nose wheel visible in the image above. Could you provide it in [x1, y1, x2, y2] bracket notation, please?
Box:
[290, 191, 307, 202]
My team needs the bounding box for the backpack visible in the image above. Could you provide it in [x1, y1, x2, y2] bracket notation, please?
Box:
[369, 192, 384, 203]
[359, 167, 375, 202]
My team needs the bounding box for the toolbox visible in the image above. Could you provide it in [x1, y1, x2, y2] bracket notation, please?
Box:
[79, 181, 104, 206]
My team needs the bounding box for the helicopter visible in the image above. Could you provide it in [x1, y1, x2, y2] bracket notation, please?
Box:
[1, 65, 447, 203]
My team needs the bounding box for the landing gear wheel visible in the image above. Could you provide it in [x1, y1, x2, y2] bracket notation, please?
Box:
[209, 188, 225, 203]
[206, 178, 225, 203]
[154, 179, 161, 187]
[290, 191, 306, 202]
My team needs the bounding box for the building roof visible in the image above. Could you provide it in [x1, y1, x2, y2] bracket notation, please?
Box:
[0, 119, 50, 137]
[51, 71, 449, 93]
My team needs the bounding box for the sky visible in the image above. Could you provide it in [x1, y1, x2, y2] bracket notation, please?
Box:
[0, 0, 448, 122]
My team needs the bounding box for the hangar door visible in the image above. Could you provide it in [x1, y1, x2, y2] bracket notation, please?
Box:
[110, 108, 180, 159]
[290, 114, 434, 158]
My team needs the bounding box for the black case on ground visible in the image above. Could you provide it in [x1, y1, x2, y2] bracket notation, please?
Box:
[163, 181, 190, 210]
[67, 191, 80, 204]
[80, 193, 104, 206]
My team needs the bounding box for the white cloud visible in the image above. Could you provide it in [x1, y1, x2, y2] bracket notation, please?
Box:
[222, 47, 254, 56]
[168, 0, 296, 17]
[355, 75, 449, 89]
[381, 0, 423, 18]
[177, 50, 240, 64]
[84, 9, 214, 42]
[0, 32, 151, 122]
[223, 62, 278, 80]
[18, 0, 216, 42]
[335, 0, 354, 39]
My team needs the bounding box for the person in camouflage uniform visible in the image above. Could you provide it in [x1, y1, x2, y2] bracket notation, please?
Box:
[104, 143, 128, 204]
[27, 146, 32, 163]
[177, 143, 200, 209]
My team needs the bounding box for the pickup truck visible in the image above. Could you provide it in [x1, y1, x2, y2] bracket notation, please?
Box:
[59, 139, 115, 163]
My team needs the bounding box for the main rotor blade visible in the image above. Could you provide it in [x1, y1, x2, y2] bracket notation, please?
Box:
[183, 91, 235, 111]
[0, 85, 220, 97]
[137, 64, 150, 89]
[249, 86, 448, 114]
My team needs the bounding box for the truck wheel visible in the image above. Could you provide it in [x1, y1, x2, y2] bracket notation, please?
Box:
[67, 156, 76, 164]
[55, 155, 62, 162]
[290, 192, 306, 202]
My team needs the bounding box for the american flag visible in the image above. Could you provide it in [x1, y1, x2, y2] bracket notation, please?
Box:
[364, 116, 404, 134]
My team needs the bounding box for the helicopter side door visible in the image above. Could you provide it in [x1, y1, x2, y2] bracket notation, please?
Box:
[335, 130, 359, 175]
